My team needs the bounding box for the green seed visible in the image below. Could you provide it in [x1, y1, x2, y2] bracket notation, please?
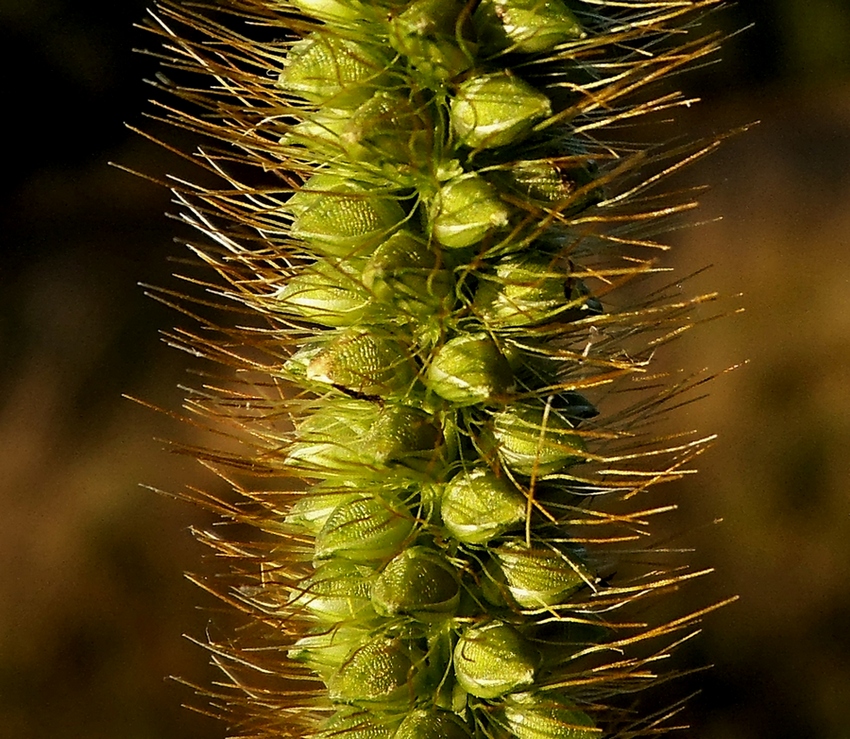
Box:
[285, 399, 379, 474]
[451, 72, 552, 149]
[284, 107, 350, 156]
[288, 623, 373, 679]
[390, 0, 473, 83]
[488, 540, 593, 609]
[394, 709, 473, 739]
[279, 33, 392, 108]
[426, 332, 514, 406]
[370, 545, 460, 617]
[501, 691, 598, 739]
[285, 485, 360, 535]
[290, 559, 376, 622]
[362, 231, 454, 317]
[328, 636, 418, 705]
[273, 259, 369, 327]
[367, 405, 449, 472]
[286, 401, 448, 477]
[289, 173, 406, 257]
[441, 467, 526, 544]
[317, 708, 400, 739]
[474, 0, 583, 54]
[342, 91, 433, 169]
[432, 173, 511, 249]
[473, 253, 569, 328]
[490, 403, 586, 476]
[314, 493, 414, 562]
[453, 620, 540, 699]
[305, 329, 415, 397]
[497, 158, 596, 207]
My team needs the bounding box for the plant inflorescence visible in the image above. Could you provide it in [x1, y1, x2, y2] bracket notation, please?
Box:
[137, 1, 736, 737]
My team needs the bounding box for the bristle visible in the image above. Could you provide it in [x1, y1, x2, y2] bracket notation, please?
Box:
[139, 1, 736, 737]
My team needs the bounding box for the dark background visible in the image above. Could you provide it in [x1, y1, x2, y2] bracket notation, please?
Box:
[2, 1, 850, 738]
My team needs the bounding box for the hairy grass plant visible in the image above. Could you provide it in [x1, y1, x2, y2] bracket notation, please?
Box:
[134, 1, 739, 736]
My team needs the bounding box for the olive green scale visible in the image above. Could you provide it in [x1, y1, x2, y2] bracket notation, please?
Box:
[275, 1, 602, 737]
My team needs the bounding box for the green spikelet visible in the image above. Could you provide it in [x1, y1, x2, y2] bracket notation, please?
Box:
[140, 1, 737, 737]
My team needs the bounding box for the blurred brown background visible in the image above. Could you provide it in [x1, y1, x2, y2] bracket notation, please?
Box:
[2, 1, 849, 738]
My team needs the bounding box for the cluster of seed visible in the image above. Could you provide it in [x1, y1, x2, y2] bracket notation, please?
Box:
[139, 0, 729, 733]
[269, 1, 612, 737]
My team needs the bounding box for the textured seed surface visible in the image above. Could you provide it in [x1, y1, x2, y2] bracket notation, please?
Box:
[394, 709, 474, 739]
[280, 35, 391, 106]
[492, 404, 587, 476]
[328, 637, 415, 704]
[502, 692, 598, 739]
[441, 467, 527, 544]
[274, 260, 370, 326]
[454, 621, 540, 699]
[451, 72, 553, 149]
[314, 494, 414, 562]
[371, 546, 460, 616]
[474, 0, 583, 53]
[491, 540, 592, 608]
[306, 331, 414, 396]
[291, 560, 376, 622]
[432, 175, 512, 248]
[426, 333, 514, 405]
[318, 708, 400, 739]
[474, 254, 569, 327]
